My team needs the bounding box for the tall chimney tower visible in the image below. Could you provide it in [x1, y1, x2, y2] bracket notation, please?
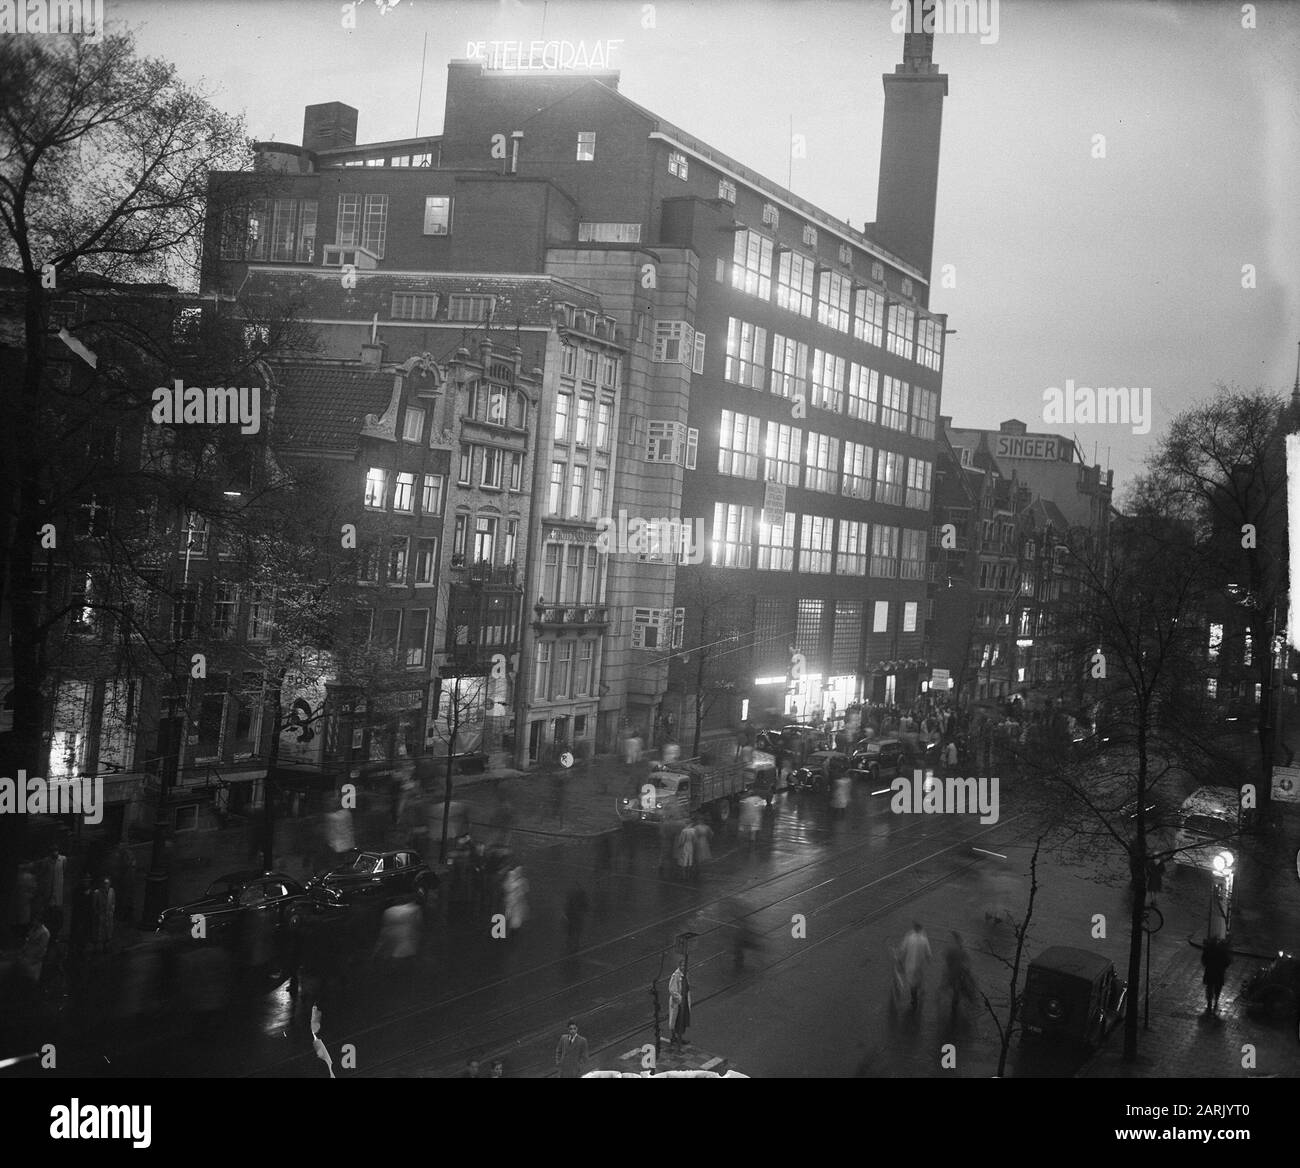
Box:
[874, 0, 948, 281]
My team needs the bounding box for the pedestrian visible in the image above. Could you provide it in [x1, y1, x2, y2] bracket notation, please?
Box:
[668, 961, 691, 1045]
[831, 774, 851, 818]
[734, 723, 747, 761]
[657, 816, 682, 875]
[675, 820, 696, 880]
[555, 1019, 588, 1078]
[738, 794, 763, 851]
[503, 866, 529, 934]
[90, 876, 115, 953]
[943, 739, 958, 770]
[941, 930, 977, 1022]
[1145, 855, 1165, 907]
[489, 1059, 505, 1078]
[899, 921, 932, 1011]
[9, 862, 37, 943]
[1201, 937, 1232, 1013]
[691, 817, 713, 865]
[564, 885, 589, 952]
[35, 845, 66, 926]
[325, 806, 355, 862]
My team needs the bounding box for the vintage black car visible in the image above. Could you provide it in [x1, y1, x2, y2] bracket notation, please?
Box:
[306, 849, 439, 907]
[848, 737, 908, 783]
[1022, 945, 1127, 1047]
[789, 750, 852, 792]
[1240, 952, 1300, 1026]
[154, 870, 316, 938]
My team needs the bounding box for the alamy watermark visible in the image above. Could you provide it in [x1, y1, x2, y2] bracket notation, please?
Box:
[0, 0, 104, 41]
[595, 511, 706, 565]
[151, 379, 262, 435]
[891, 768, 999, 824]
[0, 771, 103, 824]
[1042, 380, 1151, 436]
[50, 1100, 151, 1148]
[891, 0, 1000, 46]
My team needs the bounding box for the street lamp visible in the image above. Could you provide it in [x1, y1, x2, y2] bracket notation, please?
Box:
[1209, 850, 1235, 941]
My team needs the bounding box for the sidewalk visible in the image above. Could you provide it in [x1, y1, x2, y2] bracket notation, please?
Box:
[1077, 940, 1299, 1078]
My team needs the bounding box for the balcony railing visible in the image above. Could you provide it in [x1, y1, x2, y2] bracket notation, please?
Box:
[467, 561, 519, 587]
[532, 603, 610, 629]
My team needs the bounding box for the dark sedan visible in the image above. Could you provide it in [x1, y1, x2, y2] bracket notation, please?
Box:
[306, 849, 439, 907]
[154, 870, 316, 939]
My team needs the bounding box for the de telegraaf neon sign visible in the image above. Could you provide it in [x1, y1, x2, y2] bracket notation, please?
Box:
[466, 39, 624, 71]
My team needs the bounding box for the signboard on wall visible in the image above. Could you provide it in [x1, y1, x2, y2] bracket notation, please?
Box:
[994, 434, 1064, 461]
[762, 481, 786, 526]
[931, 669, 951, 691]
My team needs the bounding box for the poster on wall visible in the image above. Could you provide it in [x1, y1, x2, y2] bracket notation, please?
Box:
[279, 650, 335, 766]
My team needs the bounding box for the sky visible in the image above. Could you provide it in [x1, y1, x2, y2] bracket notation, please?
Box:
[111, 0, 1300, 497]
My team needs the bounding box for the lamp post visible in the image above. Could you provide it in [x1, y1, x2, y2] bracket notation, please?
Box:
[141, 514, 198, 925]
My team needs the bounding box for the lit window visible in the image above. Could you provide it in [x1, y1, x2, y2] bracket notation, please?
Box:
[725, 317, 767, 389]
[405, 610, 429, 667]
[569, 465, 586, 518]
[880, 376, 910, 431]
[731, 230, 773, 300]
[388, 537, 409, 584]
[886, 303, 916, 361]
[765, 422, 802, 487]
[481, 448, 504, 489]
[837, 520, 869, 576]
[457, 447, 473, 485]
[401, 408, 424, 442]
[817, 270, 852, 333]
[848, 363, 879, 423]
[548, 463, 565, 515]
[590, 468, 607, 519]
[717, 178, 737, 204]
[509, 452, 524, 491]
[776, 250, 815, 317]
[916, 317, 943, 371]
[910, 387, 938, 440]
[596, 399, 613, 449]
[758, 513, 795, 571]
[799, 514, 834, 574]
[871, 526, 899, 578]
[393, 472, 416, 512]
[556, 392, 571, 441]
[422, 474, 444, 515]
[810, 350, 844, 412]
[770, 335, 808, 400]
[711, 503, 754, 569]
[578, 221, 642, 242]
[853, 287, 885, 347]
[668, 150, 689, 179]
[718, 410, 761, 479]
[415, 538, 438, 585]
[364, 467, 387, 510]
[875, 451, 904, 507]
[422, 197, 452, 236]
[842, 442, 873, 500]
[473, 516, 497, 564]
[905, 459, 933, 511]
[803, 432, 839, 494]
[575, 397, 592, 446]
[900, 529, 927, 580]
[576, 131, 596, 161]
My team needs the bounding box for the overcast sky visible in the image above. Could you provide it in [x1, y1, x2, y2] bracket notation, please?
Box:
[114, 0, 1300, 495]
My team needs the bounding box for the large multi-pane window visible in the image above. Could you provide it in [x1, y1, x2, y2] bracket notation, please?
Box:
[481, 448, 504, 489]
[875, 450, 904, 506]
[719, 410, 762, 478]
[804, 432, 839, 494]
[336, 193, 388, 257]
[596, 399, 613, 448]
[810, 350, 845, 412]
[871, 525, 900, 577]
[589, 468, 607, 519]
[553, 641, 573, 697]
[799, 514, 834, 574]
[533, 642, 551, 701]
[219, 198, 268, 261]
[576, 641, 595, 694]
[770, 335, 808, 400]
[765, 422, 802, 486]
[388, 537, 409, 584]
[575, 397, 593, 446]
[422, 474, 444, 515]
[853, 287, 886, 347]
[269, 198, 318, 262]
[847, 363, 878, 423]
[758, 512, 796, 571]
[711, 503, 754, 569]
[796, 599, 822, 661]
[725, 318, 767, 388]
[881, 375, 910, 431]
[837, 521, 869, 575]
[364, 467, 387, 510]
[211, 584, 238, 638]
[900, 529, 927, 580]
[509, 452, 524, 491]
[556, 392, 571, 441]
[911, 386, 938, 440]
[842, 442, 873, 499]
[886, 303, 916, 360]
[474, 516, 497, 564]
[415, 537, 437, 585]
[776, 251, 815, 317]
[248, 587, 272, 640]
[569, 465, 587, 518]
[393, 472, 416, 512]
[548, 462, 565, 515]
[905, 458, 933, 511]
[832, 601, 863, 672]
[406, 610, 429, 667]
[732, 230, 774, 300]
[916, 317, 943, 371]
[817, 270, 852, 332]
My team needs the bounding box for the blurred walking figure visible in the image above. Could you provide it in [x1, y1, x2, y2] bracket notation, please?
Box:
[943, 739, 958, 770]
[503, 866, 530, 935]
[623, 733, 643, 764]
[325, 806, 355, 862]
[374, 896, 423, 974]
[90, 876, 115, 953]
[941, 931, 977, 1022]
[489, 1059, 505, 1078]
[668, 962, 691, 1045]
[983, 866, 1016, 926]
[691, 817, 713, 865]
[831, 774, 851, 819]
[9, 862, 37, 942]
[738, 794, 764, 852]
[556, 1020, 588, 1078]
[564, 885, 589, 952]
[657, 816, 684, 875]
[899, 921, 932, 1011]
[732, 915, 761, 973]
[675, 820, 696, 880]
[68, 872, 94, 961]
[1202, 937, 1231, 1013]
[35, 845, 67, 933]
[887, 942, 908, 1012]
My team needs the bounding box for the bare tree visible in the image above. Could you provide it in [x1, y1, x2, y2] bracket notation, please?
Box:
[427, 671, 490, 864]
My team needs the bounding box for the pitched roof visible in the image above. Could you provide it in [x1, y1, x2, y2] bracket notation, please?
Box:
[269, 361, 395, 453]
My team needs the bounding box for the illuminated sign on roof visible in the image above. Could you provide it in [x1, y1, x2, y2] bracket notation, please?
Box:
[467, 39, 624, 71]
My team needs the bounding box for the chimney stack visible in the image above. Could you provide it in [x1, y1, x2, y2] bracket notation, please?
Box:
[303, 102, 359, 152]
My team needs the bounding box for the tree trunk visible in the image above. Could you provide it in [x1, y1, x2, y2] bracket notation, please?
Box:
[1122, 713, 1150, 1063]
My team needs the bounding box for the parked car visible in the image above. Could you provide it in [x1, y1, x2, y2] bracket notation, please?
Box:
[306, 849, 440, 907]
[849, 737, 908, 784]
[756, 724, 828, 762]
[1021, 945, 1127, 1047]
[1172, 786, 1239, 871]
[789, 750, 852, 792]
[154, 870, 316, 938]
[1240, 952, 1300, 1027]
